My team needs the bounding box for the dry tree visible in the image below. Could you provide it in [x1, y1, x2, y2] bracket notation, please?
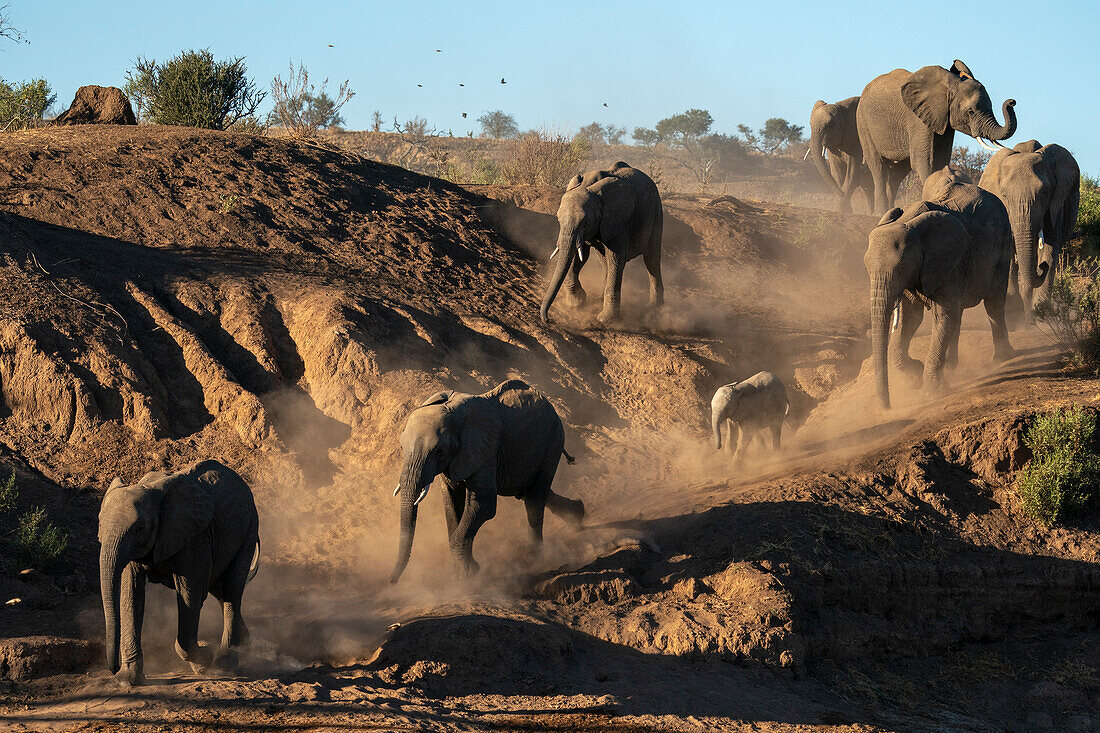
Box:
[269, 61, 355, 138]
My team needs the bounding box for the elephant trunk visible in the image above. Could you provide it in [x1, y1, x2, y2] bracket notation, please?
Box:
[810, 130, 845, 202]
[99, 533, 126, 674]
[870, 274, 894, 409]
[389, 452, 429, 584]
[540, 229, 582, 323]
[712, 404, 725, 450]
[1010, 210, 1050, 321]
[974, 99, 1017, 142]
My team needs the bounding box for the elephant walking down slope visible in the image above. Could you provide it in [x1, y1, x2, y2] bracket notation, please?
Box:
[390, 379, 585, 584]
[857, 60, 1017, 213]
[541, 161, 663, 324]
[711, 371, 789, 460]
[866, 166, 1015, 409]
[809, 97, 872, 213]
[98, 460, 260, 687]
[979, 140, 1079, 323]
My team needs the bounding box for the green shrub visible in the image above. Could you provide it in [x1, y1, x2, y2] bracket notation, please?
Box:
[8, 506, 68, 568]
[0, 472, 16, 514]
[124, 49, 265, 130]
[1016, 405, 1100, 525]
[0, 78, 55, 131]
[1033, 257, 1100, 370]
[1078, 174, 1100, 257]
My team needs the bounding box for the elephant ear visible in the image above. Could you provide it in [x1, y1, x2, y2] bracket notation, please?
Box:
[912, 210, 971, 297]
[950, 59, 975, 79]
[565, 174, 584, 192]
[107, 477, 124, 492]
[152, 475, 215, 564]
[878, 207, 904, 226]
[901, 66, 950, 135]
[447, 397, 502, 483]
[813, 99, 826, 111]
[419, 391, 452, 408]
[590, 176, 636, 243]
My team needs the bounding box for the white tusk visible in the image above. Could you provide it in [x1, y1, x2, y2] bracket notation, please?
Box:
[549, 247, 559, 261]
[975, 137, 998, 152]
[991, 138, 1007, 149]
[413, 486, 430, 506]
[1038, 233, 1045, 252]
[393, 484, 401, 498]
[890, 303, 901, 332]
[803, 147, 811, 161]
[576, 245, 585, 262]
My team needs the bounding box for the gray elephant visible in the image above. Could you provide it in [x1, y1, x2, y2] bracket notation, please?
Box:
[711, 371, 789, 459]
[389, 379, 585, 584]
[867, 167, 1014, 408]
[98, 460, 259, 687]
[979, 140, 1079, 323]
[809, 97, 872, 213]
[857, 60, 1017, 213]
[541, 161, 663, 324]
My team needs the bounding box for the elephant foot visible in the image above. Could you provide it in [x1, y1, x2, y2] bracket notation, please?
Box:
[596, 308, 621, 325]
[214, 647, 240, 671]
[891, 356, 924, 384]
[462, 558, 481, 578]
[113, 664, 145, 688]
[993, 344, 1016, 363]
[176, 640, 214, 674]
[565, 288, 587, 308]
[565, 499, 585, 528]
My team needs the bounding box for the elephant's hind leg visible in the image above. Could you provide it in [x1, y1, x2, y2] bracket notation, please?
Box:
[174, 576, 213, 674]
[214, 538, 257, 667]
[546, 489, 585, 528]
[644, 229, 664, 309]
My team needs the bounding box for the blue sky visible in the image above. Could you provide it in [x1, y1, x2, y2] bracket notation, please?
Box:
[3, 1, 1098, 171]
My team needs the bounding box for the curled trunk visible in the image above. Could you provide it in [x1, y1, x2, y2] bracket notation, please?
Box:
[540, 230, 582, 323]
[975, 99, 1017, 142]
[99, 536, 125, 673]
[870, 276, 894, 409]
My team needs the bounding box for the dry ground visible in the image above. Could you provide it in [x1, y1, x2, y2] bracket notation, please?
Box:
[0, 126, 1095, 732]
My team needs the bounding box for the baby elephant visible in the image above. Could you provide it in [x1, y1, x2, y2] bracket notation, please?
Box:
[711, 371, 789, 458]
[98, 460, 260, 687]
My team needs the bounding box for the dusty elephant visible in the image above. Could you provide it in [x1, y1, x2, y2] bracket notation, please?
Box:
[979, 140, 1079, 323]
[541, 161, 663, 324]
[867, 167, 1014, 408]
[857, 60, 1017, 213]
[389, 379, 585, 584]
[809, 97, 872, 213]
[98, 460, 260, 687]
[711, 371, 789, 459]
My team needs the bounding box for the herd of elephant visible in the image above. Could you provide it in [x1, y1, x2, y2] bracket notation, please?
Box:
[94, 59, 1078, 688]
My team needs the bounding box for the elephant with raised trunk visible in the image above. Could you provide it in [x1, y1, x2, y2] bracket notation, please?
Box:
[98, 460, 259, 687]
[809, 97, 872, 213]
[979, 140, 1079, 323]
[541, 162, 663, 324]
[857, 60, 1017, 213]
[866, 167, 1014, 408]
[711, 371, 789, 459]
[389, 379, 585, 584]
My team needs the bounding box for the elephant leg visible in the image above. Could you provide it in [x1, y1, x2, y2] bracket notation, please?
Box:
[565, 253, 586, 308]
[215, 540, 256, 667]
[885, 165, 909, 209]
[771, 423, 782, 451]
[174, 576, 213, 674]
[984, 293, 1015, 363]
[546, 489, 585, 528]
[923, 304, 962, 395]
[643, 235, 664, 309]
[450, 488, 496, 577]
[524, 495, 546, 548]
[725, 419, 739, 458]
[866, 156, 889, 214]
[597, 244, 626, 323]
[1005, 259, 1024, 328]
[442, 480, 463, 539]
[739, 432, 755, 464]
[117, 564, 146, 687]
[890, 295, 925, 382]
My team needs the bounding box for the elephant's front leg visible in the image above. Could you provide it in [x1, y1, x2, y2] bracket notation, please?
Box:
[984, 292, 1015, 363]
[565, 253, 586, 308]
[923, 303, 962, 395]
[890, 295, 925, 384]
[725, 419, 740, 459]
[116, 564, 146, 687]
[597, 243, 626, 324]
[449, 469, 497, 577]
[174, 575, 213, 674]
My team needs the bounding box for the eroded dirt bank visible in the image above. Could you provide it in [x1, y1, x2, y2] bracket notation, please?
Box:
[0, 126, 1096, 732]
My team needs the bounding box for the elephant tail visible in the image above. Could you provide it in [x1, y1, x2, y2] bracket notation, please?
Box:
[246, 540, 260, 584]
[562, 448, 576, 465]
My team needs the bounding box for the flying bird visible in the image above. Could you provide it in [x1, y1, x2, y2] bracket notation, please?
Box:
[436, 49, 442, 52]
[459, 83, 464, 87]
[500, 77, 506, 84]
[603, 102, 608, 107]
[327, 44, 334, 47]
[417, 84, 423, 87]
[461, 112, 467, 118]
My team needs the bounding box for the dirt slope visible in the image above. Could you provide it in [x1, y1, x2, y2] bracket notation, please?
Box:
[0, 125, 1096, 732]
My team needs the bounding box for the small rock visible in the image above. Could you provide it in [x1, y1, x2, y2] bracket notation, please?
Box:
[673, 577, 709, 600]
[1025, 711, 1054, 730]
[54, 86, 137, 126]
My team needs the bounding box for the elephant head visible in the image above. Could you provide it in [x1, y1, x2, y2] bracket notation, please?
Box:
[541, 168, 637, 323]
[809, 98, 858, 204]
[864, 205, 972, 408]
[901, 60, 1016, 148]
[389, 390, 501, 584]
[711, 386, 738, 450]
[98, 470, 214, 675]
[980, 140, 1077, 319]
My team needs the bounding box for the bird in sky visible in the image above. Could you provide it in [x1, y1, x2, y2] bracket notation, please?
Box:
[417, 84, 423, 87]
[436, 49, 442, 52]
[459, 83, 464, 87]
[327, 44, 334, 47]
[603, 102, 608, 107]
[500, 77, 506, 84]
[461, 112, 467, 118]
